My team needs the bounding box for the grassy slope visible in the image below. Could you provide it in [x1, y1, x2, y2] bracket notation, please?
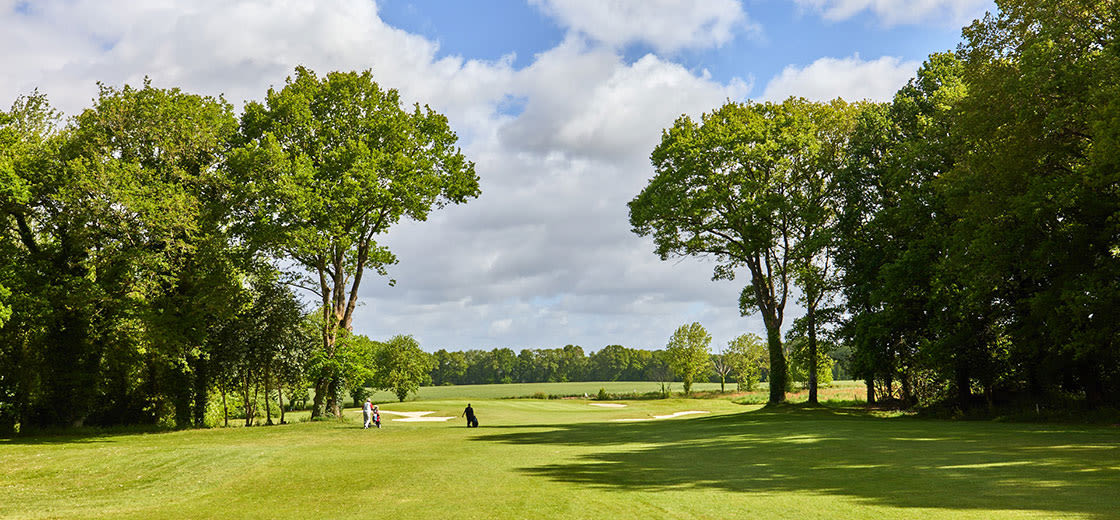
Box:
[2, 392, 1117, 519]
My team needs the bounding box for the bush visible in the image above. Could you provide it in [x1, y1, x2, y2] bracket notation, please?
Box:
[597, 387, 608, 400]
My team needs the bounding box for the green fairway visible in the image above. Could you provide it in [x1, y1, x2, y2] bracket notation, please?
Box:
[361, 379, 865, 403]
[2, 397, 1117, 519]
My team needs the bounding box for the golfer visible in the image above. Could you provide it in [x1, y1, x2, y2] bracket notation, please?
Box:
[362, 399, 373, 429]
[461, 403, 478, 428]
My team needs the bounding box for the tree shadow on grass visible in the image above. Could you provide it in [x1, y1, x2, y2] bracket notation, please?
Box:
[0, 425, 176, 445]
[476, 407, 1120, 518]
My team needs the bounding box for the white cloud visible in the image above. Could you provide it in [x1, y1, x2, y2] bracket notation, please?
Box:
[791, 0, 991, 26]
[761, 55, 919, 102]
[0, 0, 785, 352]
[502, 37, 750, 161]
[0, 0, 514, 119]
[531, 0, 756, 52]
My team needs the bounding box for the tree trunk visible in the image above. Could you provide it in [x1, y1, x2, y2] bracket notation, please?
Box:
[277, 380, 286, 425]
[866, 378, 876, 405]
[765, 323, 787, 404]
[311, 376, 330, 418]
[220, 382, 229, 427]
[243, 372, 253, 427]
[901, 369, 912, 405]
[191, 354, 208, 428]
[955, 356, 971, 410]
[328, 377, 341, 417]
[807, 301, 818, 405]
[263, 361, 274, 426]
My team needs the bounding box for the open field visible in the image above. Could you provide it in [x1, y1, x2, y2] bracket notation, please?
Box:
[360, 379, 865, 403]
[2, 393, 1117, 519]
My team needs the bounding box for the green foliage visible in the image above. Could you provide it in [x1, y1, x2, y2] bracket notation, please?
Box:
[726, 333, 768, 391]
[232, 66, 478, 417]
[665, 322, 712, 394]
[786, 337, 836, 388]
[632, 98, 858, 403]
[373, 334, 434, 402]
[834, 1, 1120, 409]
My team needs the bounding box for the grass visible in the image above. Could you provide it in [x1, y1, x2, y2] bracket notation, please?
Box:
[2, 383, 1117, 519]
[361, 379, 866, 403]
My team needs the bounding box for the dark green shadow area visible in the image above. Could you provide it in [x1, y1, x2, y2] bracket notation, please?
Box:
[476, 407, 1120, 518]
[0, 425, 175, 445]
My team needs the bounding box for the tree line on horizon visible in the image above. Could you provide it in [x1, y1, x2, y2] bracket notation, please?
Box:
[425, 326, 848, 391]
[629, 0, 1119, 410]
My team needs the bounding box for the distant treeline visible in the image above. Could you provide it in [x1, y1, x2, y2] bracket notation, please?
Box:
[425, 344, 851, 387]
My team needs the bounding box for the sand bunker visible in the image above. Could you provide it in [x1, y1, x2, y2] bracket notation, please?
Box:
[588, 403, 627, 408]
[379, 410, 456, 422]
[611, 410, 710, 422]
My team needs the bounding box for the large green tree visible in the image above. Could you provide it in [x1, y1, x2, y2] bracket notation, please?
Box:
[233, 67, 479, 417]
[834, 54, 967, 406]
[786, 99, 863, 404]
[373, 334, 433, 402]
[631, 98, 836, 404]
[664, 322, 712, 395]
[947, 0, 1120, 406]
[1, 83, 240, 429]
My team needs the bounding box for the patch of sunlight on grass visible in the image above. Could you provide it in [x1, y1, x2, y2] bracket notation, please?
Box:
[780, 434, 828, 444]
[1020, 444, 1118, 450]
[938, 461, 1034, 470]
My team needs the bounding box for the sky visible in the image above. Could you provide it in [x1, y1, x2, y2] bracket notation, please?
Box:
[1, 0, 995, 352]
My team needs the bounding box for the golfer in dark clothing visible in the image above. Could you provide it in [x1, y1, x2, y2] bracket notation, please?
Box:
[462, 403, 478, 427]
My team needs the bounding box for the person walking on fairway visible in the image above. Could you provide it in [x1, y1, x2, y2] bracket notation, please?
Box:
[462, 403, 478, 428]
[372, 405, 381, 429]
[362, 399, 373, 429]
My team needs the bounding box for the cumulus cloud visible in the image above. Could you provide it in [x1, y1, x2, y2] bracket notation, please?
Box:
[761, 54, 919, 102]
[0, 0, 514, 119]
[501, 37, 750, 161]
[791, 0, 991, 26]
[0, 0, 777, 351]
[530, 0, 756, 52]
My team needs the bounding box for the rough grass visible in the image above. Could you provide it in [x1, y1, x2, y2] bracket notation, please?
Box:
[2, 389, 1117, 519]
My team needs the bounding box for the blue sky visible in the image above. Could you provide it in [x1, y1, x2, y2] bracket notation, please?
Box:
[376, 1, 978, 90]
[2, 0, 995, 352]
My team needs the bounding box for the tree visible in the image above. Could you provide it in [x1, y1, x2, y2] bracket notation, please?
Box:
[946, 0, 1120, 407]
[1, 82, 241, 429]
[786, 336, 836, 389]
[644, 350, 673, 397]
[373, 335, 434, 402]
[726, 333, 768, 391]
[430, 349, 467, 385]
[591, 345, 631, 381]
[631, 99, 830, 403]
[233, 67, 479, 417]
[833, 54, 966, 406]
[711, 350, 733, 392]
[787, 100, 863, 404]
[665, 322, 712, 395]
